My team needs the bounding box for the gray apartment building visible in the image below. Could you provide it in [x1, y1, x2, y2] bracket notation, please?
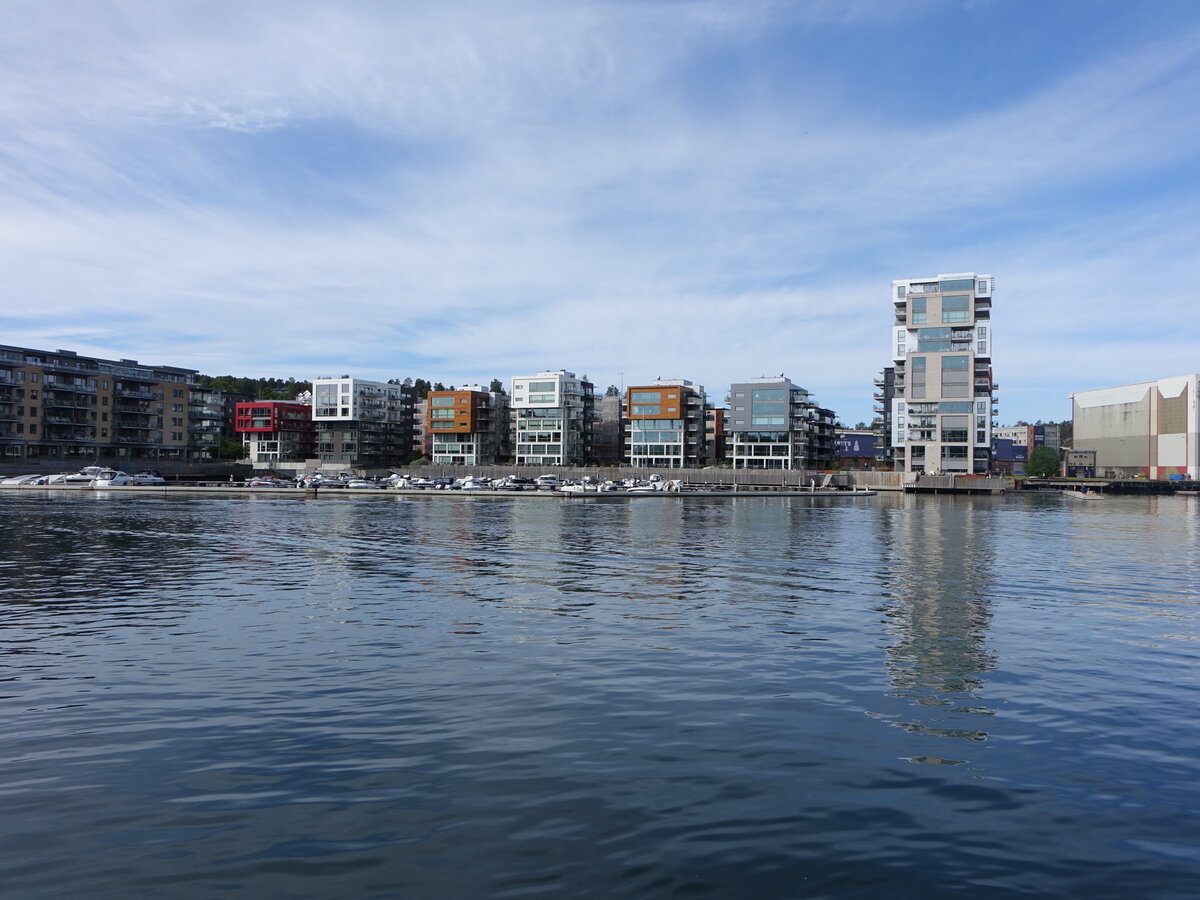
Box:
[726, 376, 836, 469]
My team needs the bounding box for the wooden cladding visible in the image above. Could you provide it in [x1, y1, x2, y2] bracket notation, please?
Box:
[428, 390, 481, 433]
[626, 386, 682, 419]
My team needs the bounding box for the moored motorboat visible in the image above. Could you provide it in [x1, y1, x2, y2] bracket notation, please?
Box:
[92, 469, 131, 488]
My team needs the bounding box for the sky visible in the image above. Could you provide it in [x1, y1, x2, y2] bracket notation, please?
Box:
[2, 0, 1199, 427]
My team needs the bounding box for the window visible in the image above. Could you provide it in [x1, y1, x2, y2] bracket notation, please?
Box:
[528, 381, 556, 393]
[751, 389, 785, 402]
[940, 278, 974, 292]
[631, 405, 661, 416]
[431, 396, 456, 407]
[978, 341, 987, 353]
[910, 357, 926, 399]
[911, 296, 926, 325]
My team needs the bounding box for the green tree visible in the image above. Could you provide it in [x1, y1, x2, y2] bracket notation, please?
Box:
[218, 437, 248, 460]
[1026, 446, 1060, 477]
[489, 378, 505, 394]
[605, 385, 620, 397]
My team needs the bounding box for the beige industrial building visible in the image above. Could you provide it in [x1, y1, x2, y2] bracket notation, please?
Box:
[1070, 375, 1199, 479]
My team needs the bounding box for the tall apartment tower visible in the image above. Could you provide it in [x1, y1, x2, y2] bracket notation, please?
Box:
[726, 376, 836, 469]
[427, 385, 510, 465]
[311, 376, 415, 468]
[624, 379, 707, 468]
[889, 273, 996, 474]
[510, 370, 594, 466]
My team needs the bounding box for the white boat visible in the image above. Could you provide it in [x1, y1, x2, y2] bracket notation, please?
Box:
[1063, 488, 1103, 499]
[458, 476, 491, 491]
[248, 476, 289, 488]
[559, 476, 602, 494]
[92, 469, 131, 488]
[535, 474, 561, 490]
[131, 471, 166, 486]
[0, 474, 43, 485]
[63, 466, 106, 484]
[344, 478, 381, 489]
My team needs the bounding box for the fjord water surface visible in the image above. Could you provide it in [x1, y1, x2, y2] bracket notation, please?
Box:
[1, 491, 1198, 898]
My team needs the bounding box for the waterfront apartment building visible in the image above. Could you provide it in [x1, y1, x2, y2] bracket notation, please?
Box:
[872, 366, 897, 467]
[510, 370, 594, 466]
[427, 386, 510, 465]
[888, 273, 996, 474]
[624, 379, 707, 468]
[189, 385, 225, 461]
[592, 392, 625, 465]
[726, 376, 836, 469]
[0, 343, 197, 465]
[705, 408, 727, 466]
[311, 377, 416, 468]
[994, 423, 1060, 452]
[1070, 375, 1199, 479]
[235, 400, 316, 465]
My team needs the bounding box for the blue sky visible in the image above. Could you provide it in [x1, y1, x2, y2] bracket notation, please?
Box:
[2, 0, 1199, 426]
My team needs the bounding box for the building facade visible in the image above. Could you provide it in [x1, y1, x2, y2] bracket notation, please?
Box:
[510, 370, 594, 466]
[888, 273, 996, 474]
[1, 344, 197, 465]
[235, 400, 316, 465]
[592, 393, 625, 465]
[311, 377, 416, 468]
[705, 408, 727, 466]
[872, 366, 897, 467]
[726, 376, 836, 469]
[427, 386, 510, 465]
[994, 423, 1060, 452]
[624, 379, 707, 468]
[1070, 375, 1199, 479]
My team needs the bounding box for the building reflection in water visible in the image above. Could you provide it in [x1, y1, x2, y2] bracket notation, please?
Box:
[877, 496, 998, 740]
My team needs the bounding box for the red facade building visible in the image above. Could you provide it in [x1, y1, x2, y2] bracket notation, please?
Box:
[234, 400, 315, 464]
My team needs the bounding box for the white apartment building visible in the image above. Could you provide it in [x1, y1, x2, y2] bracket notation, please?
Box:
[889, 273, 996, 474]
[311, 376, 415, 467]
[510, 370, 594, 466]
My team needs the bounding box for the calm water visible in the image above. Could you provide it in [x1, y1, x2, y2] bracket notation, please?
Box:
[1, 490, 1198, 898]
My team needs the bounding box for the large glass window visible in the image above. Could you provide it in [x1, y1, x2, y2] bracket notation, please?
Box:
[751, 389, 785, 402]
[752, 402, 786, 416]
[752, 416, 785, 426]
[631, 404, 661, 416]
[431, 396, 455, 407]
[911, 296, 927, 324]
[940, 278, 975, 292]
[941, 356, 970, 398]
[528, 381, 556, 393]
[631, 391, 660, 402]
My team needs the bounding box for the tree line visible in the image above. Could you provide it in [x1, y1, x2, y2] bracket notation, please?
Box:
[197, 374, 509, 401]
